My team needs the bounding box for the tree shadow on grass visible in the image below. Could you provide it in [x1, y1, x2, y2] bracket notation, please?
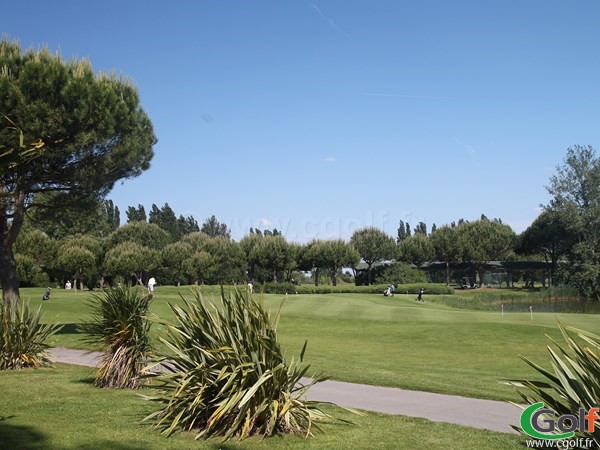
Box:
[76, 440, 150, 450]
[74, 375, 97, 385]
[0, 416, 47, 450]
[53, 323, 82, 335]
[204, 435, 304, 450]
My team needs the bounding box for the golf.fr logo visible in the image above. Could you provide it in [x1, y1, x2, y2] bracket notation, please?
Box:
[521, 402, 599, 440]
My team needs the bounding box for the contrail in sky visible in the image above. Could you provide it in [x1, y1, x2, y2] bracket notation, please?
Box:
[454, 137, 477, 158]
[304, 0, 348, 35]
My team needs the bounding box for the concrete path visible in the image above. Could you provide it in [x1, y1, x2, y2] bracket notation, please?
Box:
[48, 347, 521, 435]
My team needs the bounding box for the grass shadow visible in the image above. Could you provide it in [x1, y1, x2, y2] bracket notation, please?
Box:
[76, 440, 149, 450]
[0, 416, 48, 450]
[53, 323, 82, 335]
[74, 375, 97, 385]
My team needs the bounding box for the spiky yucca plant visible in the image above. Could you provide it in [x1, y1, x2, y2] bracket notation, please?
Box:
[83, 285, 152, 389]
[0, 300, 61, 370]
[509, 323, 600, 448]
[144, 288, 332, 441]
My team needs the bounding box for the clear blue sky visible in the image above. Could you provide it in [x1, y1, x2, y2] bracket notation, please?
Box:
[5, 1, 600, 242]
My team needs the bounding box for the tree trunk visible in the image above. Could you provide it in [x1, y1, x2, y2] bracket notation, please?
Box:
[368, 264, 373, 285]
[75, 271, 83, 291]
[478, 267, 485, 288]
[445, 261, 450, 286]
[550, 254, 558, 288]
[0, 243, 20, 304]
[0, 191, 26, 304]
[331, 268, 338, 286]
[314, 267, 319, 286]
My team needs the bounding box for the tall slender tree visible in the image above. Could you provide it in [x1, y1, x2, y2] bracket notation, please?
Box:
[149, 203, 180, 242]
[176, 214, 199, 237]
[201, 215, 231, 238]
[126, 204, 147, 223]
[413, 222, 427, 236]
[397, 220, 408, 242]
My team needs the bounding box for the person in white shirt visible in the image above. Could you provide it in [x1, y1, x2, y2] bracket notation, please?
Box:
[148, 277, 156, 293]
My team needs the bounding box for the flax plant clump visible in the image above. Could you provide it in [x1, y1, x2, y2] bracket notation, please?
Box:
[0, 300, 61, 370]
[84, 285, 152, 389]
[144, 288, 336, 441]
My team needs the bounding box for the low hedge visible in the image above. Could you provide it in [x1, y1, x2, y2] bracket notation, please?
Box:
[257, 282, 453, 295]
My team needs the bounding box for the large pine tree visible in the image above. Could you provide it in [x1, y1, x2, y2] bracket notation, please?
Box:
[0, 38, 156, 302]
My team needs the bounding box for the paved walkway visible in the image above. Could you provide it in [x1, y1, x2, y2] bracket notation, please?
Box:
[48, 347, 521, 435]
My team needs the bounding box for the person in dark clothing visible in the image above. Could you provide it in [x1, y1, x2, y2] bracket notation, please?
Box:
[416, 287, 425, 302]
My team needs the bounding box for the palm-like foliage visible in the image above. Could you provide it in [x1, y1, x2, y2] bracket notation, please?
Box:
[144, 288, 332, 440]
[83, 286, 152, 389]
[0, 300, 61, 370]
[509, 323, 600, 447]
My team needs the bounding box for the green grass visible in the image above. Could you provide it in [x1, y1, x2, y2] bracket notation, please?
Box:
[22, 286, 600, 401]
[0, 363, 524, 449]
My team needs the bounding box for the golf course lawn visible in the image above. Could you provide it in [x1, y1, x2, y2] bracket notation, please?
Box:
[23, 286, 598, 402]
[0, 364, 524, 449]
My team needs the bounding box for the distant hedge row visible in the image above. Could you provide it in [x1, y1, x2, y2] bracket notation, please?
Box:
[256, 283, 454, 295]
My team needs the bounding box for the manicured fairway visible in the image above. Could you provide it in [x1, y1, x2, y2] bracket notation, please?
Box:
[0, 364, 524, 449]
[23, 286, 598, 401]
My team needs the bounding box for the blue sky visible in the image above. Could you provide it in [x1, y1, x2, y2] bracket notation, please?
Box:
[4, 1, 600, 242]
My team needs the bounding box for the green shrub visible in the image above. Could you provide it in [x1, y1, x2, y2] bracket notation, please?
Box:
[259, 282, 299, 294]
[374, 263, 427, 285]
[258, 283, 452, 295]
[82, 286, 152, 389]
[508, 323, 600, 446]
[144, 288, 334, 440]
[374, 283, 452, 295]
[0, 300, 62, 370]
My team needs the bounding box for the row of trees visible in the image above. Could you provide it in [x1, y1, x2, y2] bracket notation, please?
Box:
[16, 207, 517, 290]
[351, 219, 516, 286]
[14, 221, 362, 289]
